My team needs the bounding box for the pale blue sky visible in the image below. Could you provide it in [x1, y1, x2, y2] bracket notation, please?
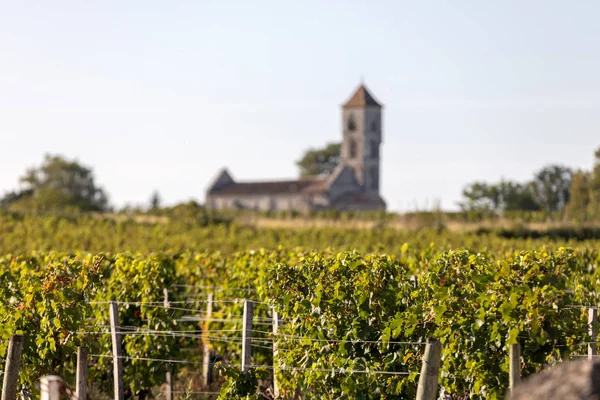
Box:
[1, 1, 599, 211]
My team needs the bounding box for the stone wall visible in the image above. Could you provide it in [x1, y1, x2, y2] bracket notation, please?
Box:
[207, 194, 312, 212]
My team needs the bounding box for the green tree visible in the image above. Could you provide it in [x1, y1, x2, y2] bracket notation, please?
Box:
[565, 170, 591, 220]
[530, 165, 573, 212]
[459, 182, 499, 212]
[497, 180, 540, 211]
[587, 148, 600, 218]
[459, 180, 539, 212]
[3, 154, 109, 212]
[296, 143, 341, 177]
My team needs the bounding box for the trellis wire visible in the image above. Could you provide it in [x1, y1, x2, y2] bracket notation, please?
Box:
[88, 354, 415, 375]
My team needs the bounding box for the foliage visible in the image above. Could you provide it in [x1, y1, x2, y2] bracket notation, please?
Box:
[262, 251, 422, 398]
[459, 181, 539, 213]
[0, 248, 597, 399]
[216, 365, 270, 399]
[1, 210, 600, 398]
[530, 165, 573, 212]
[1, 154, 109, 212]
[565, 170, 592, 220]
[89, 253, 189, 396]
[6, 213, 600, 256]
[0, 253, 104, 386]
[413, 248, 587, 398]
[587, 148, 600, 218]
[459, 164, 576, 214]
[296, 142, 341, 177]
[564, 148, 600, 220]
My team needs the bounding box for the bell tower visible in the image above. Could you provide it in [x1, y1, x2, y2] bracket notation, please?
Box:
[340, 83, 383, 193]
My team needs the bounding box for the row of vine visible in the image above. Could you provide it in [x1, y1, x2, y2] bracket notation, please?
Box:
[0, 246, 598, 399]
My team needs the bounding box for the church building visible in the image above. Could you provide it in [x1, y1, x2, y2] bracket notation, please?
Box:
[205, 83, 386, 211]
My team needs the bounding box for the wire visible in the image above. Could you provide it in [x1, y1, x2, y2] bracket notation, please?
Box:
[273, 334, 426, 345]
[253, 364, 416, 375]
[172, 284, 257, 292]
[83, 327, 241, 334]
[88, 355, 415, 375]
[167, 391, 222, 395]
[89, 300, 249, 306]
[89, 354, 214, 365]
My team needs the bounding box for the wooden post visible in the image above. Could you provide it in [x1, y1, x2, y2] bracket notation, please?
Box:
[163, 285, 173, 397]
[164, 370, 173, 400]
[589, 308, 597, 360]
[209, 349, 217, 382]
[509, 343, 521, 391]
[241, 300, 254, 372]
[1, 334, 24, 400]
[202, 293, 213, 386]
[272, 309, 281, 399]
[76, 346, 88, 400]
[416, 338, 442, 400]
[40, 376, 63, 400]
[110, 301, 125, 400]
[163, 288, 170, 309]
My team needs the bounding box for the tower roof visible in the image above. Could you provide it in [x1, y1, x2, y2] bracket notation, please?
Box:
[342, 84, 382, 108]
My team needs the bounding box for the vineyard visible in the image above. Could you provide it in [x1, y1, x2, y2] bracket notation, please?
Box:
[1, 213, 600, 399]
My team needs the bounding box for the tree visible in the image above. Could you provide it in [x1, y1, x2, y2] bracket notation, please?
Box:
[530, 165, 573, 212]
[2, 154, 108, 212]
[459, 180, 540, 213]
[565, 170, 591, 220]
[459, 182, 498, 212]
[586, 148, 600, 216]
[296, 143, 341, 177]
[149, 190, 162, 211]
[497, 180, 540, 211]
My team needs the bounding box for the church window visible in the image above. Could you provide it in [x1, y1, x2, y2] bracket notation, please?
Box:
[349, 139, 357, 158]
[347, 113, 356, 131]
[370, 141, 378, 158]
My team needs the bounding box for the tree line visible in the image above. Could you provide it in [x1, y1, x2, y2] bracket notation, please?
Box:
[2, 147, 600, 221]
[459, 148, 600, 220]
[0, 154, 163, 213]
[295, 142, 600, 221]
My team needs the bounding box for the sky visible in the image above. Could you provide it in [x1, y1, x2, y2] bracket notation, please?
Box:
[1, 1, 599, 212]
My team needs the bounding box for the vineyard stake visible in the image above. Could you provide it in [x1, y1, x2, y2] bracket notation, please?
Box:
[110, 301, 125, 400]
[1, 334, 24, 400]
[509, 343, 521, 391]
[76, 346, 88, 400]
[416, 337, 442, 400]
[202, 293, 214, 387]
[589, 307, 597, 360]
[164, 370, 173, 400]
[163, 288, 174, 400]
[163, 288, 170, 309]
[241, 300, 254, 372]
[272, 309, 281, 399]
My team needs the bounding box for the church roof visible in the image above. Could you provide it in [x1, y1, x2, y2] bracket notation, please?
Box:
[207, 177, 327, 196]
[343, 84, 382, 108]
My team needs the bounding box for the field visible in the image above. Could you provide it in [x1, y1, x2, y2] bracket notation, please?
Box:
[1, 212, 599, 399]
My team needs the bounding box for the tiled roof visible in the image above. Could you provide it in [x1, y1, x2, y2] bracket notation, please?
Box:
[343, 84, 382, 108]
[208, 178, 327, 196]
